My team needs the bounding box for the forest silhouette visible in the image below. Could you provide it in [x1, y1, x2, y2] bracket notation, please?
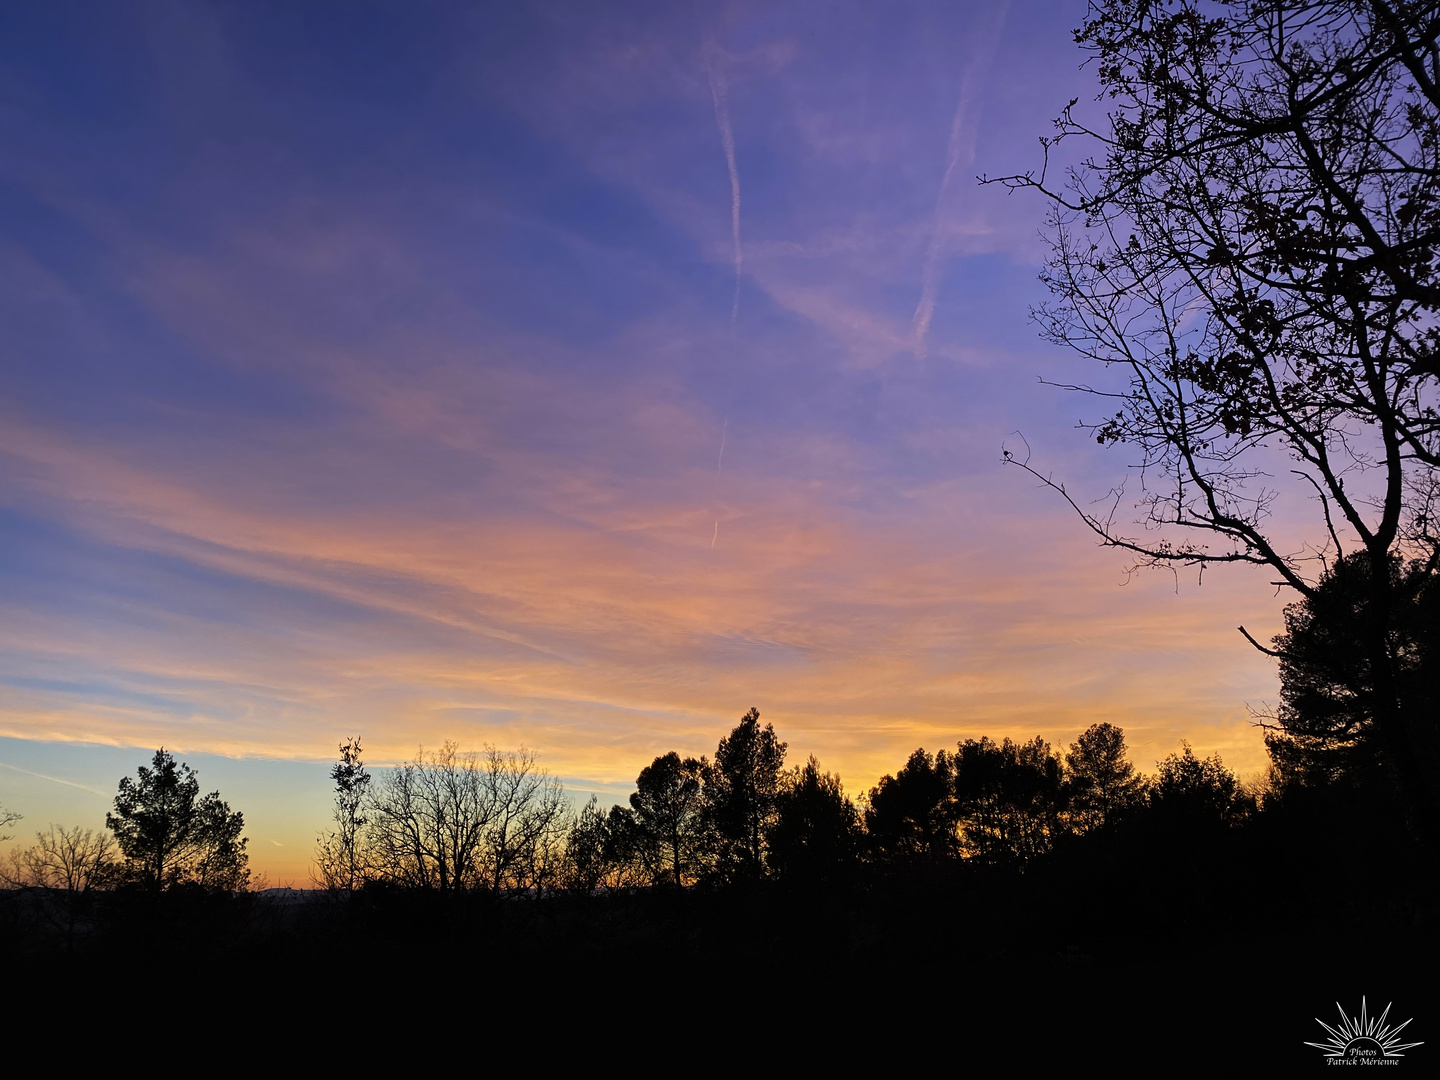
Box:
[2, 702, 1432, 1004]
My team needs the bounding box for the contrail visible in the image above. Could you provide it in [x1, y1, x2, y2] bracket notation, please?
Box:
[698, 16, 741, 554]
[912, 2, 1009, 358]
[0, 759, 110, 797]
[703, 37, 742, 322]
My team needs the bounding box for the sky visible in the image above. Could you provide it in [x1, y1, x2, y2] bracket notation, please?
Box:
[0, 0, 1293, 883]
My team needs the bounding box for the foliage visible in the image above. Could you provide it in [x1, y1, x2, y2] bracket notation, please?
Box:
[1065, 722, 1146, 831]
[702, 708, 787, 880]
[953, 736, 1066, 865]
[594, 805, 654, 889]
[294, 716, 1246, 902]
[864, 748, 960, 861]
[1265, 551, 1440, 792]
[1150, 742, 1254, 824]
[106, 749, 249, 892]
[314, 737, 371, 893]
[768, 756, 861, 882]
[561, 795, 611, 892]
[628, 751, 709, 887]
[865, 737, 1069, 865]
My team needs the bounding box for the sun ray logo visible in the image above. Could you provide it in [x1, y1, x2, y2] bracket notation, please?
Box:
[1305, 997, 1423, 1063]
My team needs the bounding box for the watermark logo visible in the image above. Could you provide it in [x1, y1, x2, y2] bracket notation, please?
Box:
[1305, 997, 1423, 1065]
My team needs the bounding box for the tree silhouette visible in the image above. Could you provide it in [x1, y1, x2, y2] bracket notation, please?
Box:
[363, 742, 487, 891]
[630, 752, 709, 887]
[1150, 743, 1252, 825]
[363, 743, 569, 893]
[562, 795, 611, 892]
[864, 748, 958, 862]
[953, 736, 1065, 865]
[992, 0, 1440, 837]
[703, 708, 787, 881]
[106, 749, 249, 891]
[866, 738, 1067, 865]
[7, 825, 115, 894]
[768, 756, 860, 883]
[488, 748, 570, 894]
[592, 804, 651, 889]
[314, 737, 370, 893]
[1065, 723, 1144, 832]
[1264, 552, 1440, 799]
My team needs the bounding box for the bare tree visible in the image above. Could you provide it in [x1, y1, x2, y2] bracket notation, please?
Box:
[7, 824, 116, 894]
[364, 742, 495, 891]
[6, 825, 116, 950]
[361, 742, 570, 894]
[989, 0, 1440, 832]
[0, 803, 18, 845]
[477, 746, 570, 894]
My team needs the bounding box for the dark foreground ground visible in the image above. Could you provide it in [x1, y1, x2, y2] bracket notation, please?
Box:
[6, 803, 1435, 1066]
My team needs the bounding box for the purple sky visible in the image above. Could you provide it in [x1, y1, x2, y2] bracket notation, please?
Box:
[0, 0, 1288, 880]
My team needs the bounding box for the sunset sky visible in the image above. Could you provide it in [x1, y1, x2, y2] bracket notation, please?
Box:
[0, 0, 1292, 882]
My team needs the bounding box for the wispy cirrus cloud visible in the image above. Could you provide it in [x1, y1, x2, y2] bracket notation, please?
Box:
[912, 1, 1010, 358]
[0, 3, 1288, 885]
[701, 34, 743, 322]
